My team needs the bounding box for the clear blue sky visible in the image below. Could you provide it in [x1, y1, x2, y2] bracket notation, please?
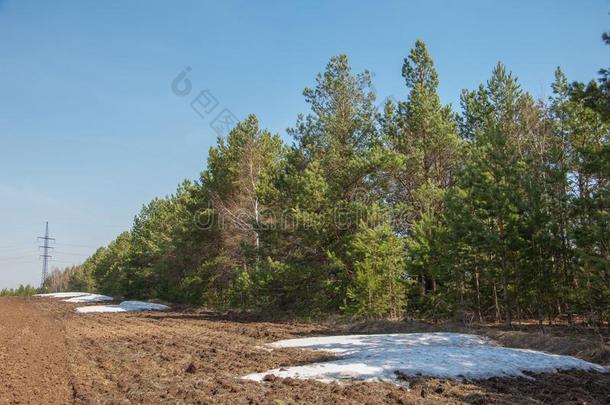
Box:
[0, 0, 608, 289]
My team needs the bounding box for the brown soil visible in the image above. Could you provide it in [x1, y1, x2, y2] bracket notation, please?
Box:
[0, 297, 74, 404]
[1, 297, 608, 404]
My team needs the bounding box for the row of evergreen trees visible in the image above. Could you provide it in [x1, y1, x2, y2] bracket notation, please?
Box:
[68, 38, 608, 325]
[0, 284, 38, 296]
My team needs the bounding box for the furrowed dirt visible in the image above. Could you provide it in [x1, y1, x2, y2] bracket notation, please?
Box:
[1, 297, 608, 404]
[0, 297, 73, 404]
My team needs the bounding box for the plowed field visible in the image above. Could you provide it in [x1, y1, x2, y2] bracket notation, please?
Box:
[1, 297, 608, 404]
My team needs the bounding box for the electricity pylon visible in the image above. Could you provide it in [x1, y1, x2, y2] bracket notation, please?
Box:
[37, 221, 55, 289]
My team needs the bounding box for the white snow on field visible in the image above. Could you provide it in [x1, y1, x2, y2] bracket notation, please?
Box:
[244, 333, 607, 383]
[62, 294, 113, 303]
[75, 300, 170, 313]
[34, 292, 89, 298]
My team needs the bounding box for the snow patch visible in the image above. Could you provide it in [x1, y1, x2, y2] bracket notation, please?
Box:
[63, 294, 113, 303]
[75, 300, 170, 313]
[244, 333, 607, 383]
[34, 292, 89, 298]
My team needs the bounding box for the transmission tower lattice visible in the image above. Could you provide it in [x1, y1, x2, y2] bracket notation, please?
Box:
[37, 221, 55, 289]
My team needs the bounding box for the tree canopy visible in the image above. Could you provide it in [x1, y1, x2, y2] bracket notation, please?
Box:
[61, 36, 609, 326]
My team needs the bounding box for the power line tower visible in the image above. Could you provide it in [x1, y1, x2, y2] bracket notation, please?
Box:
[37, 221, 55, 289]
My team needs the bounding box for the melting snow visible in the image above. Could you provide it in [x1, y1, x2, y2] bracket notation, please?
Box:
[244, 333, 607, 383]
[34, 292, 113, 303]
[63, 294, 113, 303]
[34, 292, 90, 298]
[75, 301, 170, 313]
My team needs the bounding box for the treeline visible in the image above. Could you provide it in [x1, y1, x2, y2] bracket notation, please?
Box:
[0, 284, 38, 297]
[41, 265, 91, 293]
[67, 37, 608, 325]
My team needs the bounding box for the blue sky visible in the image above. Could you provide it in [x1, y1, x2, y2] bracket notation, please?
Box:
[0, 0, 608, 289]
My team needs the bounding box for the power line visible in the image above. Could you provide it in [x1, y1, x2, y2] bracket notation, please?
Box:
[0, 254, 34, 260]
[0, 246, 35, 253]
[37, 222, 55, 289]
[54, 243, 99, 249]
[0, 259, 40, 264]
[49, 260, 83, 265]
[52, 251, 91, 256]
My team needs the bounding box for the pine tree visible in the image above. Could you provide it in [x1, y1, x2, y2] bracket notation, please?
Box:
[196, 115, 284, 307]
[451, 63, 535, 326]
[346, 206, 406, 318]
[259, 54, 382, 313]
[383, 40, 461, 311]
[552, 68, 610, 324]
